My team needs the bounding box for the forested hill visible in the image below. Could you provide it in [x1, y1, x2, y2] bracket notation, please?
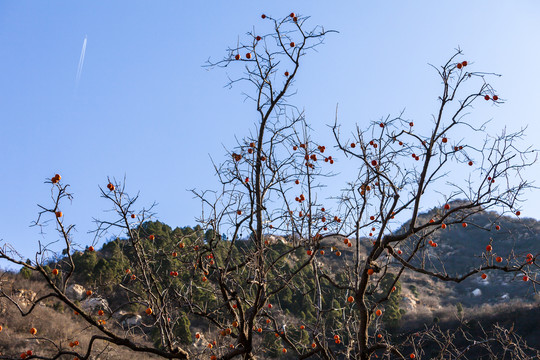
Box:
[2, 201, 538, 358]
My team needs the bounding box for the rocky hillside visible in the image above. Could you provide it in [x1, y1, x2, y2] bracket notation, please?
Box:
[0, 201, 538, 358]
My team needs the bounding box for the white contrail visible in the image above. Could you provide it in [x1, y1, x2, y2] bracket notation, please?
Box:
[75, 35, 87, 87]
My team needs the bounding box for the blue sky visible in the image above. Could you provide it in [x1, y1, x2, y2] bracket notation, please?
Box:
[1, 1, 539, 268]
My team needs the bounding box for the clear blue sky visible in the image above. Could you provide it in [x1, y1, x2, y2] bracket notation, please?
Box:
[1, 1, 539, 269]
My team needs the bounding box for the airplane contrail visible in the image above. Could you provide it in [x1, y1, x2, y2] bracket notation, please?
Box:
[75, 35, 87, 87]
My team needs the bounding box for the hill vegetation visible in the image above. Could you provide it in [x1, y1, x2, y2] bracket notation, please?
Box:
[1, 202, 538, 358]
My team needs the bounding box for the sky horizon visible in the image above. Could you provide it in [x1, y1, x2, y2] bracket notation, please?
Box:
[1, 1, 539, 269]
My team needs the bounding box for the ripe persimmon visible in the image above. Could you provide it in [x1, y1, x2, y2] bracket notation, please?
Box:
[290, 42, 295, 47]
[347, 296, 354, 302]
[86, 290, 92, 296]
[55, 211, 63, 218]
[88, 246, 94, 252]
[30, 327, 37, 335]
[52, 268, 59, 276]
[496, 256, 502, 263]
[376, 309, 382, 316]
[235, 54, 241, 60]
[145, 308, 152, 315]
[246, 53, 251, 59]
[486, 245, 492, 252]
[481, 273, 487, 279]
[367, 269, 374, 275]
[484, 95, 490, 100]
[131, 214, 136, 218]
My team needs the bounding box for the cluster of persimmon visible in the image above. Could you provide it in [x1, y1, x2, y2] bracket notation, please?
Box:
[19, 350, 33, 359]
[428, 240, 438, 248]
[484, 94, 499, 101]
[169, 271, 179, 277]
[51, 173, 61, 184]
[68, 340, 80, 348]
[295, 193, 305, 202]
[333, 334, 341, 344]
[106, 182, 115, 191]
[231, 152, 242, 162]
[456, 60, 468, 69]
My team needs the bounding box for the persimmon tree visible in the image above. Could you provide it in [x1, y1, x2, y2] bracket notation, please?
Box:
[301, 53, 539, 359]
[0, 12, 538, 360]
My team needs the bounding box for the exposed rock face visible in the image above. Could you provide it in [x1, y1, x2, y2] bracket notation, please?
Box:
[81, 297, 109, 312]
[401, 296, 417, 311]
[472, 288, 482, 297]
[120, 314, 142, 327]
[15, 289, 36, 306]
[66, 284, 86, 301]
